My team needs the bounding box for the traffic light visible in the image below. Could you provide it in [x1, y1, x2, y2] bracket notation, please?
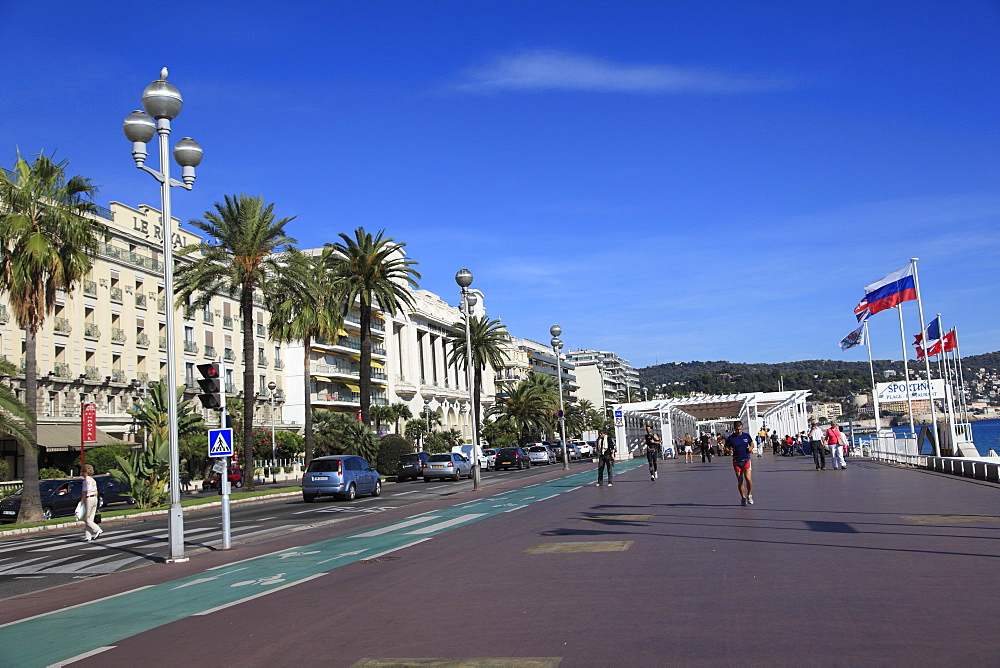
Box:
[196, 362, 223, 409]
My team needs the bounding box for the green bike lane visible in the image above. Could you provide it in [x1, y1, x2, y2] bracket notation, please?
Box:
[0, 459, 642, 668]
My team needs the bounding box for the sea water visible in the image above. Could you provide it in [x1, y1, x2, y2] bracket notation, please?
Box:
[883, 419, 1000, 457]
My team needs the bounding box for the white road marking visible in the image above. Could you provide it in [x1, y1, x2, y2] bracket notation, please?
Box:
[47, 644, 116, 666]
[194, 573, 326, 616]
[351, 516, 441, 538]
[0, 585, 155, 629]
[405, 514, 486, 535]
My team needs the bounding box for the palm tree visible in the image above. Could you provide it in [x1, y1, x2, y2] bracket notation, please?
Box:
[0, 358, 34, 458]
[369, 404, 393, 434]
[267, 247, 343, 466]
[327, 228, 420, 427]
[486, 376, 554, 444]
[390, 402, 412, 436]
[0, 151, 101, 523]
[447, 315, 508, 443]
[130, 380, 205, 446]
[175, 194, 297, 491]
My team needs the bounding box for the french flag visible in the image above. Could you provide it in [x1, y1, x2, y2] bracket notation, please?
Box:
[862, 264, 917, 316]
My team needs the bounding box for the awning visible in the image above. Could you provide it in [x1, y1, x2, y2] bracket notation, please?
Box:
[36, 423, 117, 452]
[336, 328, 349, 337]
[313, 376, 332, 383]
[341, 382, 360, 393]
[370, 360, 384, 369]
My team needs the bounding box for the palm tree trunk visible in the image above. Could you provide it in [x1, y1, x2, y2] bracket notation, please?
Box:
[241, 291, 256, 491]
[303, 334, 314, 465]
[16, 330, 42, 523]
[359, 300, 372, 426]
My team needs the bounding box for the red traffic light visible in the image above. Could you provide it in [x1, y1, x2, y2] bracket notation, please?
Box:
[198, 362, 220, 379]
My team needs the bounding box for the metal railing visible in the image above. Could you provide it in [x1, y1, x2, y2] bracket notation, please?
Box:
[224, 348, 236, 362]
[111, 328, 126, 343]
[136, 332, 150, 347]
[223, 315, 234, 328]
[183, 341, 199, 354]
[867, 434, 921, 466]
[256, 323, 266, 338]
[84, 323, 100, 338]
[274, 359, 284, 370]
[111, 369, 128, 383]
[110, 286, 123, 302]
[84, 366, 101, 381]
[257, 355, 268, 367]
[135, 293, 147, 308]
[82, 281, 97, 296]
[204, 345, 217, 359]
[203, 311, 214, 324]
[51, 363, 72, 378]
[53, 317, 72, 333]
[0, 305, 7, 325]
[157, 297, 166, 313]
[159, 336, 167, 350]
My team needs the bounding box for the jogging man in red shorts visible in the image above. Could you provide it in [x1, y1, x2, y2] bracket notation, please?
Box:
[726, 421, 755, 506]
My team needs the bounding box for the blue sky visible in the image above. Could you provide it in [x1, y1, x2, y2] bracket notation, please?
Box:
[2, 1, 998, 369]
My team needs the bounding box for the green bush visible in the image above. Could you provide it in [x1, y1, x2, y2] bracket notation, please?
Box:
[0, 459, 11, 481]
[39, 467, 69, 479]
[424, 432, 450, 454]
[86, 443, 134, 474]
[376, 435, 412, 475]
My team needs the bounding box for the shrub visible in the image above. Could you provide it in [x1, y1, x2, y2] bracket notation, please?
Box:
[0, 459, 10, 481]
[424, 432, 450, 454]
[86, 443, 134, 475]
[39, 467, 69, 479]
[376, 435, 412, 476]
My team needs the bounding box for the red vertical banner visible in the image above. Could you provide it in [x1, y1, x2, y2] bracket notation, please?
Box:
[81, 402, 97, 469]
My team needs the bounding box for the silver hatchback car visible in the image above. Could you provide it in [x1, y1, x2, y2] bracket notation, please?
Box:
[526, 444, 555, 464]
[423, 452, 473, 481]
[302, 455, 382, 502]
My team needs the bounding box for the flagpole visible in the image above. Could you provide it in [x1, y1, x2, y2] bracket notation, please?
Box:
[910, 258, 940, 455]
[897, 305, 917, 441]
[953, 327, 970, 425]
[864, 320, 882, 431]
[938, 314, 959, 451]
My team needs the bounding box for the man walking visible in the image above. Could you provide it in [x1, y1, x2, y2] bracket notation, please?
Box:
[726, 421, 755, 506]
[595, 429, 615, 487]
[808, 421, 826, 470]
[644, 425, 661, 480]
[699, 432, 713, 463]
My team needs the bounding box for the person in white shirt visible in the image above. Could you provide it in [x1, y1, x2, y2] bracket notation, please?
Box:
[808, 422, 826, 470]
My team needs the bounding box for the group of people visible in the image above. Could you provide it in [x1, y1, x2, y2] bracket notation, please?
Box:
[595, 418, 851, 505]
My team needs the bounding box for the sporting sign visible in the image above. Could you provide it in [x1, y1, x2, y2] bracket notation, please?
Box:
[877, 379, 945, 402]
[208, 428, 234, 457]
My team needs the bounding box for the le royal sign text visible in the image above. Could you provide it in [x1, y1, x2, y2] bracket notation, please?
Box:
[81, 402, 98, 443]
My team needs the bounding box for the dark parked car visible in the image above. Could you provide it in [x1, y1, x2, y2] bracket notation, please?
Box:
[396, 451, 432, 482]
[494, 447, 532, 471]
[202, 466, 244, 491]
[544, 440, 564, 460]
[0, 474, 133, 523]
[302, 455, 382, 502]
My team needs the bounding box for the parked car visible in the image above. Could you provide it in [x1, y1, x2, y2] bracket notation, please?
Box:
[573, 441, 593, 457]
[94, 474, 132, 508]
[481, 448, 499, 470]
[302, 455, 382, 502]
[202, 466, 244, 491]
[0, 478, 82, 523]
[423, 452, 473, 481]
[494, 447, 532, 470]
[396, 452, 432, 482]
[526, 444, 556, 465]
[451, 445, 488, 470]
[544, 440, 564, 460]
[566, 443, 581, 460]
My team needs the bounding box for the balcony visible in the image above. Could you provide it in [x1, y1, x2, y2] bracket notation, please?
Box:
[84, 366, 102, 381]
[135, 371, 149, 381]
[274, 388, 285, 399]
[51, 363, 72, 378]
[274, 358, 284, 370]
[135, 293, 147, 308]
[136, 332, 150, 347]
[204, 345, 217, 359]
[111, 369, 128, 383]
[183, 341, 199, 355]
[82, 280, 97, 296]
[203, 311, 214, 325]
[157, 297, 166, 313]
[252, 293, 265, 308]
[372, 371, 388, 381]
[110, 287, 123, 303]
[223, 315, 233, 329]
[256, 323, 266, 338]
[53, 317, 71, 334]
[257, 355, 268, 368]
[158, 336, 167, 351]
[224, 348, 236, 362]
[225, 382, 236, 394]
[111, 328, 126, 343]
[0, 305, 6, 325]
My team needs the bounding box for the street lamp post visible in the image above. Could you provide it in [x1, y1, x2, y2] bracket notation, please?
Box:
[268, 381, 277, 485]
[597, 360, 609, 427]
[421, 397, 431, 451]
[455, 269, 481, 490]
[550, 325, 568, 470]
[122, 68, 202, 563]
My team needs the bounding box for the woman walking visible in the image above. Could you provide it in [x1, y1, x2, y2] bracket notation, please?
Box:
[81, 464, 102, 542]
[827, 420, 847, 470]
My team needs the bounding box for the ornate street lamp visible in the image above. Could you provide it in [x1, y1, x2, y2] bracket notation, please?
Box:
[268, 381, 277, 485]
[122, 68, 202, 563]
[455, 269, 481, 490]
[550, 325, 568, 470]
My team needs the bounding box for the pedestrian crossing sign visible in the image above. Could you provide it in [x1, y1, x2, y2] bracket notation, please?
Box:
[208, 428, 234, 457]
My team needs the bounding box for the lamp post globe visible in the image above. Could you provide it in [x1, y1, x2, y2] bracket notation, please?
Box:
[141, 71, 183, 120]
[550, 324, 562, 338]
[455, 268, 473, 288]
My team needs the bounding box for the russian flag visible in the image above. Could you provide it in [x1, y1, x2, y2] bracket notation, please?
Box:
[862, 264, 917, 316]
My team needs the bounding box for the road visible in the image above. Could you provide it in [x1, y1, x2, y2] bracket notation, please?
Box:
[0, 458, 595, 600]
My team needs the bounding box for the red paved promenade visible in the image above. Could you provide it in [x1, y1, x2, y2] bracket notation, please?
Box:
[3, 452, 998, 667]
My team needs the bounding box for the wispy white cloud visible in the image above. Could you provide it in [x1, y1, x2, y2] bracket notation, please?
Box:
[452, 49, 793, 95]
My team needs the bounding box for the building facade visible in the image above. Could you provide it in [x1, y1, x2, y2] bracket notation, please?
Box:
[565, 349, 639, 410]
